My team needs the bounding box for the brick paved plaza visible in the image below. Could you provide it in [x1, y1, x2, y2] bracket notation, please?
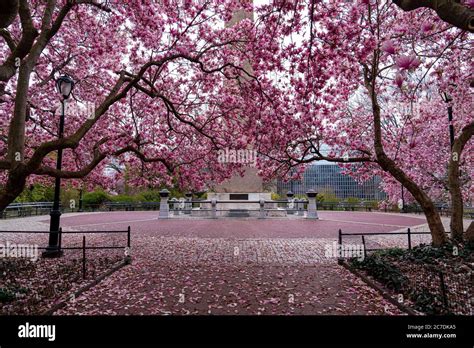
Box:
[0, 211, 452, 315]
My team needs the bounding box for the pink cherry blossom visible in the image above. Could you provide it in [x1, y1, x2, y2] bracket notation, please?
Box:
[381, 40, 397, 54]
[421, 21, 434, 32]
[395, 73, 404, 88]
[0, 0, 472, 245]
[395, 54, 421, 70]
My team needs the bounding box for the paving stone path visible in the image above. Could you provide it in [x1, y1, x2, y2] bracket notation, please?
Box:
[1, 211, 468, 315]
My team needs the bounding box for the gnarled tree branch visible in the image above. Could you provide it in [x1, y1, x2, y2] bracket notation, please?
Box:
[393, 0, 474, 32]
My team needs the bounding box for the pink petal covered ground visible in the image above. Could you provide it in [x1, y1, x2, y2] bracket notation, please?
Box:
[10, 211, 426, 315]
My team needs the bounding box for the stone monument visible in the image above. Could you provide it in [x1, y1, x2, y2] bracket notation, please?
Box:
[207, 0, 272, 216]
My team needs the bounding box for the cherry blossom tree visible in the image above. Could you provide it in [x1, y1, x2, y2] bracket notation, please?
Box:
[251, 0, 473, 245]
[0, 0, 259, 209]
[1, 0, 472, 249]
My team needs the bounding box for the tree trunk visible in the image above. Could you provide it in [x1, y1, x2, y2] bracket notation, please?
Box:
[0, 0, 18, 28]
[466, 221, 474, 243]
[448, 121, 474, 241]
[364, 55, 448, 247]
[0, 167, 27, 211]
[448, 157, 464, 241]
[417, 197, 447, 246]
[0, 59, 32, 212]
[7, 62, 31, 163]
[378, 154, 448, 246]
[393, 0, 474, 33]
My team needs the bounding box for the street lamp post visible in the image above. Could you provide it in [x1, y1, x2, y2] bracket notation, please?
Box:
[43, 75, 74, 258]
[440, 91, 457, 212]
[441, 92, 455, 148]
[78, 188, 84, 212]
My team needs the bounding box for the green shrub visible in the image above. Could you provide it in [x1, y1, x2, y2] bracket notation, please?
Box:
[169, 187, 185, 198]
[271, 193, 281, 200]
[459, 242, 474, 260]
[0, 288, 15, 303]
[15, 184, 54, 202]
[364, 200, 379, 208]
[373, 248, 406, 258]
[346, 197, 360, 204]
[351, 254, 408, 292]
[403, 244, 452, 264]
[351, 245, 471, 315]
[61, 187, 80, 208]
[136, 190, 162, 202]
[409, 288, 446, 315]
[199, 192, 207, 199]
[109, 194, 137, 203]
[82, 190, 110, 206]
[317, 192, 339, 203]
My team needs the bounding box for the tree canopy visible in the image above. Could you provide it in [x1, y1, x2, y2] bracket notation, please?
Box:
[0, 0, 472, 245]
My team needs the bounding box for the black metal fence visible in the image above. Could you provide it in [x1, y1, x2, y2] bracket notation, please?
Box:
[103, 202, 161, 211]
[0, 227, 131, 279]
[403, 262, 473, 315]
[2, 201, 473, 218]
[0, 227, 130, 250]
[339, 229, 473, 315]
[1, 202, 53, 219]
[338, 228, 432, 253]
[319, 201, 375, 211]
[403, 203, 474, 218]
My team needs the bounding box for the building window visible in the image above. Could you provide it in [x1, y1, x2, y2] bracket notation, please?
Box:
[277, 164, 386, 200]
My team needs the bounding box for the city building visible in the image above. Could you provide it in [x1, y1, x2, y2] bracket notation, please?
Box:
[277, 163, 386, 201]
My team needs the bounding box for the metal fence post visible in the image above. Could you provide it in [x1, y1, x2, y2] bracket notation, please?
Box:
[127, 226, 131, 248]
[361, 235, 367, 259]
[211, 199, 217, 219]
[82, 236, 86, 280]
[439, 271, 449, 310]
[407, 228, 412, 250]
[58, 227, 62, 252]
[338, 229, 343, 264]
